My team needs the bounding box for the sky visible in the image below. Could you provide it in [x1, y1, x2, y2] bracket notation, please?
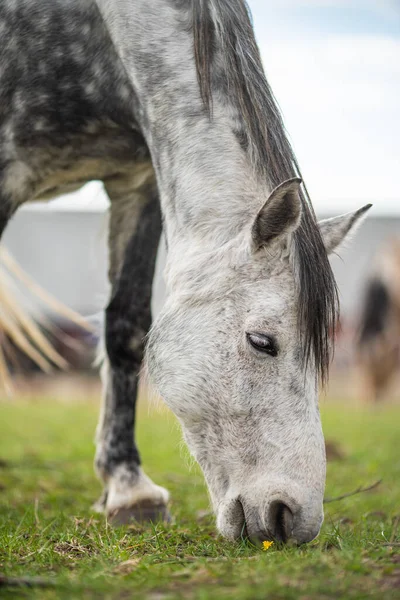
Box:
[46, 0, 399, 217]
[248, 0, 400, 215]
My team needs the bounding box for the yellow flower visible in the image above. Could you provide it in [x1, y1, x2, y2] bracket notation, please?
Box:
[262, 540, 274, 551]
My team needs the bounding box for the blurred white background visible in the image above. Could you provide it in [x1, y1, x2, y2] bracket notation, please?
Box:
[250, 0, 399, 215]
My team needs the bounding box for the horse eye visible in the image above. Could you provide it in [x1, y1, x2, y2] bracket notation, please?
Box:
[246, 332, 278, 356]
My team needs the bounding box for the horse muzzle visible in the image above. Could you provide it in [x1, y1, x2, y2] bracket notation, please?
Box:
[216, 488, 324, 545]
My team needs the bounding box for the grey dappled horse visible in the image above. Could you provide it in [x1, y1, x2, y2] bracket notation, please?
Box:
[0, 0, 370, 544]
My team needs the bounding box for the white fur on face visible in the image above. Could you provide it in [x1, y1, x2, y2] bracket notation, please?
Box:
[146, 238, 326, 544]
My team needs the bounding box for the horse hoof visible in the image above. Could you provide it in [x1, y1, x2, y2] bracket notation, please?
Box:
[92, 491, 108, 513]
[107, 500, 171, 526]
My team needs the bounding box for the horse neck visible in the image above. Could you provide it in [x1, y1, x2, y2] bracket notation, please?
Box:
[151, 104, 263, 251]
[96, 0, 266, 251]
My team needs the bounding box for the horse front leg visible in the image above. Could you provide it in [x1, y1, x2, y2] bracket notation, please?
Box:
[94, 168, 169, 524]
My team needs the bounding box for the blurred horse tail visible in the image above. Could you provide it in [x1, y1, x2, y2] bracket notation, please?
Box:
[356, 237, 400, 402]
[0, 247, 92, 394]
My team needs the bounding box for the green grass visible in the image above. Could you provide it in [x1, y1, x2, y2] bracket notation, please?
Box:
[0, 394, 399, 599]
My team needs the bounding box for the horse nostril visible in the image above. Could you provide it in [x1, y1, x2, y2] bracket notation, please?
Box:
[236, 497, 248, 540]
[268, 501, 293, 543]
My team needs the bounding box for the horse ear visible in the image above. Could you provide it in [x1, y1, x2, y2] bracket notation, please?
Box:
[318, 204, 372, 255]
[251, 178, 302, 251]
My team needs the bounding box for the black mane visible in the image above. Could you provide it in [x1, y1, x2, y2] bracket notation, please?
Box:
[192, 0, 339, 382]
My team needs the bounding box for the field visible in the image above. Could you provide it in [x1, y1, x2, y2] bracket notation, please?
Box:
[0, 387, 399, 599]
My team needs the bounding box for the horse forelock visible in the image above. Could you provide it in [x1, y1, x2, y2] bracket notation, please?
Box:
[192, 0, 339, 382]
